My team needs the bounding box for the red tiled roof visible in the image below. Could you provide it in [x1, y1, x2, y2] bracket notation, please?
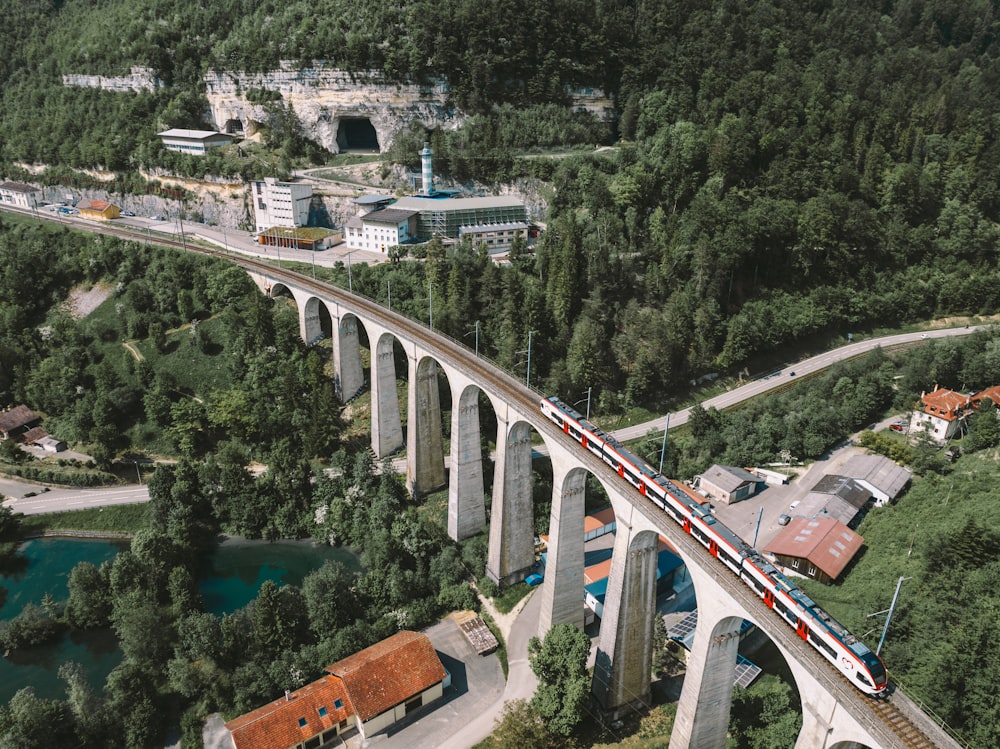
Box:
[225, 675, 353, 749]
[0, 405, 38, 434]
[324, 631, 446, 722]
[921, 386, 971, 421]
[584, 507, 616, 533]
[77, 198, 113, 212]
[764, 517, 863, 581]
[973, 385, 1000, 409]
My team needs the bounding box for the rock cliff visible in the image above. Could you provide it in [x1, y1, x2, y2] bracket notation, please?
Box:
[204, 64, 459, 153]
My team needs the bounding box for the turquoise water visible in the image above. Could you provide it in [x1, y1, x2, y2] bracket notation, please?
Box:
[0, 536, 361, 703]
[0, 538, 127, 703]
[199, 537, 362, 615]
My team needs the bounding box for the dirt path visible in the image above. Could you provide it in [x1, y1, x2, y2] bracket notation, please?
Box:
[122, 341, 144, 361]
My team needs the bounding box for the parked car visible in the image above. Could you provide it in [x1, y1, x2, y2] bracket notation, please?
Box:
[525, 573, 543, 586]
[890, 422, 906, 432]
[121, 210, 135, 217]
[150, 214, 165, 221]
[777, 514, 791, 526]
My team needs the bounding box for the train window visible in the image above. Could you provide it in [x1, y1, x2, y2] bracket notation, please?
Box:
[745, 574, 765, 593]
[856, 671, 871, 686]
[808, 632, 837, 659]
[774, 599, 793, 621]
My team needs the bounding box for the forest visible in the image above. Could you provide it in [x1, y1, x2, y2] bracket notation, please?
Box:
[2, 0, 1000, 745]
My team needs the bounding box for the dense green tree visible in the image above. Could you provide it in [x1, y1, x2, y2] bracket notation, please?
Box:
[528, 623, 591, 737]
[65, 560, 112, 629]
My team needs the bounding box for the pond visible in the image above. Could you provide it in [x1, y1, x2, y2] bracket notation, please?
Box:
[0, 536, 361, 704]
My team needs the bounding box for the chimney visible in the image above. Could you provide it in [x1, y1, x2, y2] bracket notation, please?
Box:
[284, 690, 291, 702]
[420, 142, 435, 196]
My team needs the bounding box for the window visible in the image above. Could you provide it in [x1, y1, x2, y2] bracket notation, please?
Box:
[790, 558, 800, 569]
[298, 717, 308, 727]
[334, 699, 343, 710]
[807, 565, 817, 576]
[317, 706, 327, 717]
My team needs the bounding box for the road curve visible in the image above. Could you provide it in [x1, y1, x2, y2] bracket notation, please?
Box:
[611, 324, 987, 443]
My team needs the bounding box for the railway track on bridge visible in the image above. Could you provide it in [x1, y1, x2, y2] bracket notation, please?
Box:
[38, 214, 966, 749]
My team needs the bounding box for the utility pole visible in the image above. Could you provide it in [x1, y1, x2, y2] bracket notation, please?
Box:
[877, 576, 911, 656]
[752, 507, 763, 548]
[659, 412, 671, 474]
[525, 330, 535, 387]
[387, 279, 391, 311]
[429, 281, 434, 329]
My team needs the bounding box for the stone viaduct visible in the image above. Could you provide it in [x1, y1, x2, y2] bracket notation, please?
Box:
[241, 260, 946, 749]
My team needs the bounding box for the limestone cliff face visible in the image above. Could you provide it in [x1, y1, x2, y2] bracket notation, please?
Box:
[204, 64, 460, 153]
[62, 66, 164, 93]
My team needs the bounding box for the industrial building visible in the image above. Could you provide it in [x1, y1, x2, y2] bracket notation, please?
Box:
[251, 177, 313, 233]
[158, 128, 234, 155]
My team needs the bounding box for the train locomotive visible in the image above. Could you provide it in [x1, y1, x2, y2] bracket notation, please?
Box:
[540, 396, 888, 697]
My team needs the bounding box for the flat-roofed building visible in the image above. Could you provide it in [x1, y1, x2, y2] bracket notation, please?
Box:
[392, 195, 527, 240]
[257, 226, 341, 251]
[251, 177, 313, 232]
[0, 181, 41, 208]
[458, 221, 531, 253]
[345, 207, 420, 253]
[158, 128, 233, 155]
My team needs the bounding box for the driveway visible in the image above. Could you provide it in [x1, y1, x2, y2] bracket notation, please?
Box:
[365, 612, 507, 749]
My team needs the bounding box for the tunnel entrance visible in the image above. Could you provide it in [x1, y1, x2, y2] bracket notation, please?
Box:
[337, 118, 380, 151]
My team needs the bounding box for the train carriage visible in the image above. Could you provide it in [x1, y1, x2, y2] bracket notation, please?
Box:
[540, 396, 888, 697]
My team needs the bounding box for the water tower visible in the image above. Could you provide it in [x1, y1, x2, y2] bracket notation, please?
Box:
[420, 141, 435, 196]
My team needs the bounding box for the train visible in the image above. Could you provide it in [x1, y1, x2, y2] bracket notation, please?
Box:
[540, 396, 888, 697]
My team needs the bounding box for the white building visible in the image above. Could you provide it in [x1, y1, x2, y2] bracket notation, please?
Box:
[0, 181, 41, 208]
[344, 207, 419, 253]
[157, 128, 233, 155]
[251, 177, 313, 232]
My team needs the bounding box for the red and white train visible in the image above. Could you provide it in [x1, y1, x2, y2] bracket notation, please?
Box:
[541, 395, 888, 697]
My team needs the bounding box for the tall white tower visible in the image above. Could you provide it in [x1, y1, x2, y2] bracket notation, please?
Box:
[420, 141, 435, 196]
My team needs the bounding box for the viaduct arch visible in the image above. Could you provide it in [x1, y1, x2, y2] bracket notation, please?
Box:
[244, 262, 953, 749]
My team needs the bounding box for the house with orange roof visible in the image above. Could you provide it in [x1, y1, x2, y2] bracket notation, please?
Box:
[225, 675, 354, 749]
[324, 630, 447, 740]
[909, 384, 1000, 443]
[224, 630, 448, 748]
[76, 198, 120, 221]
[763, 517, 864, 585]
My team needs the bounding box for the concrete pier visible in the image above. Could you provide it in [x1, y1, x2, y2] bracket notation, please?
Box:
[333, 313, 364, 401]
[486, 419, 535, 586]
[370, 332, 403, 457]
[593, 525, 658, 714]
[406, 356, 446, 495]
[448, 384, 486, 541]
[669, 613, 743, 748]
[537, 464, 587, 634]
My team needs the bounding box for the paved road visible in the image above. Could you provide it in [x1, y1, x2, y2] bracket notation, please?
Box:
[609, 324, 986, 443]
[1, 484, 149, 515]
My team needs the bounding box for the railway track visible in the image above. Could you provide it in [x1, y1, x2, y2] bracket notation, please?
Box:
[872, 699, 939, 749]
[19, 210, 965, 749]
